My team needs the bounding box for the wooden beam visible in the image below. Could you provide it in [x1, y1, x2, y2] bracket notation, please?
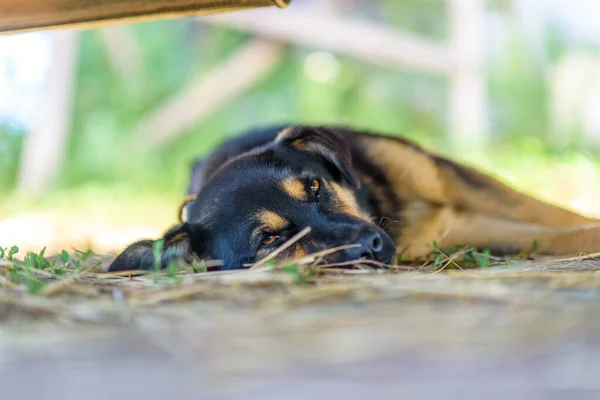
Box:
[202, 8, 453, 75]
[129, 39, 284, 149]
[0, 0, 290, 35]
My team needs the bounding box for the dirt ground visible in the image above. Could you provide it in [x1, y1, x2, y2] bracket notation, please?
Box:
[2, 256, 600, 399]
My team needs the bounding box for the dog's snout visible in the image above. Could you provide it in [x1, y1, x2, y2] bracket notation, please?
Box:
[345, 228, 386, 261]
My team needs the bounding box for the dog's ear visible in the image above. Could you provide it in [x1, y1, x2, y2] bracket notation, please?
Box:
[187, 158, 207, 195]
[276, 126, 359, 188]
[109, 223, 202, 272]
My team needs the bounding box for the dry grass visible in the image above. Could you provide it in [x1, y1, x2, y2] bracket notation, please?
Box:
[2, 244, 600, 320]
[2, 244, 600, 394]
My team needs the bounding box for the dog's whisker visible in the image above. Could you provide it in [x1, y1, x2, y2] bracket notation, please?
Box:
[376, 216, 400, 232]
[383, 220, 400, 231]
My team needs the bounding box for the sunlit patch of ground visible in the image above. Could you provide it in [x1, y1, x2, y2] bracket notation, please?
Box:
[0, 185, 179, 255]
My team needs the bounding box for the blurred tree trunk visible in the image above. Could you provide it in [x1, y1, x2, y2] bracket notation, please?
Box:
[99, 25, 141, 82]
[99, 24, 144, 101]
[17, 31, 79, 195]
[448, 0, 488, 150]
[130, 39, 284, 150]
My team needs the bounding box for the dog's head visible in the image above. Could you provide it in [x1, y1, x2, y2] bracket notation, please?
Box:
[109, 126, 396, 272]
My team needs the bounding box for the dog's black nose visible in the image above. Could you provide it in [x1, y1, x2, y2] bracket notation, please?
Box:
[345, 228, 385, 261]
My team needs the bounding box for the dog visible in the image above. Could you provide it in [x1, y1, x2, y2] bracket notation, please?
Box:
[109, 125, 600, 272]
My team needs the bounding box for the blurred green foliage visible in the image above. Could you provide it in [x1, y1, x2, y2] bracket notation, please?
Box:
[0, 1, 597, 200]
[0, 124, 23, 189]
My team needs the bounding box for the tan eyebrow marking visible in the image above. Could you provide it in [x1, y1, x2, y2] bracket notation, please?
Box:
[281, 177, 307, 201]
[329, 182, 371, 221]
[257, 210, 289, 232]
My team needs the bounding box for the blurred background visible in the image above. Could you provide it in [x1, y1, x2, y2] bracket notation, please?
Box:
[2, 0, 600, 254]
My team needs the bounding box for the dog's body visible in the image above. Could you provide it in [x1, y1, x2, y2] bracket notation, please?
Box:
[110, 125, 600, 272]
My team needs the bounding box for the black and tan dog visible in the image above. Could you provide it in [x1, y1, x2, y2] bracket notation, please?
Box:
[109, 125, 600, 272]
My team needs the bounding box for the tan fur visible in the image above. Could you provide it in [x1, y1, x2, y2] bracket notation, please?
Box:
[276, 127, 294, 142]
[281, 177, 307, 201]
[396, 202, 453, 259]
[364, 137, 447, 204]
[257, 210, 288, 232]
[256, 242, 308, 263]
[361, 134, 600, 259]
[329, 181, 371, 220]
[438, 211, 600, 254]
[292, 244, 309, 259]
[165, 232, 188, 246]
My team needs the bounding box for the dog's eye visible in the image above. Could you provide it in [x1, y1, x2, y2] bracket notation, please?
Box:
[262, 235, 280, 246]
[310, 179, 321, 195]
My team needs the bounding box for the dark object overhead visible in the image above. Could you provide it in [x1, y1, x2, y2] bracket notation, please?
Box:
[0, 0, 290, 34]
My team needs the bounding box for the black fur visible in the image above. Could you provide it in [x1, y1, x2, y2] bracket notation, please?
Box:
[109, 125, 399, 272]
